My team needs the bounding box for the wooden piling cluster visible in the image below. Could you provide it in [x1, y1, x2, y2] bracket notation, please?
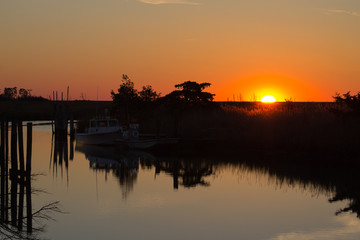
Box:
[51, 103, 75, 180]
[0, 121, 33, 233]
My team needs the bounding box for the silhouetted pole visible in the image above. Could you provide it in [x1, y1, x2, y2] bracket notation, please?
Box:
[1, 121, 4, 159]
[18, 121, 25, 174]
[70, 116, 74, 161]
[5, 121, 9, 222]
[1, 121, 5, 221]
[11, 121, 18, 172]
[17, 121, 25, 230]
[18, 178, 25, 231]
[26, 122, 32, 233]
[53, 140, 58, 177]
[26, 123, 32, 177]
[64, 127, 68, 167]
[26, 178, 32, 233]
[10, 121, 18, 226]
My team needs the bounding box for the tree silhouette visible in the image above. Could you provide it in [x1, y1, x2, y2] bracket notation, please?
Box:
[111, 74, 139, 104]
[111, 75, 139, 123]
[3, 87, 17, 100]
[164, 81, 215, 104]
[139, 85, 160, 102]
[18, 88, 32, 99]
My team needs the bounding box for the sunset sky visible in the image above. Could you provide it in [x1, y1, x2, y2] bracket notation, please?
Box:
[1, 0, 360, 101]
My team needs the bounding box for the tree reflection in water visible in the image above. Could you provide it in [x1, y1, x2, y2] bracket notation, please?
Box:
[216, 152, 360, 220]
[77, 145, 214, 197]
[76, 143, 360, 220]
[148, 157, 213, 189]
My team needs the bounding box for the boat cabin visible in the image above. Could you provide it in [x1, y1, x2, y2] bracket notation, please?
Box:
[87, 118, 122, 134]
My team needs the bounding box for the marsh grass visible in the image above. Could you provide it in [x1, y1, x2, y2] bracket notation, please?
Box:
[175, 102, 360, 156]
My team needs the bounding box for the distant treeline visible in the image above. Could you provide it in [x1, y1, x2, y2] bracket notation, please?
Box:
[0, 87, 47, 101]
[110, 74, 214, 106]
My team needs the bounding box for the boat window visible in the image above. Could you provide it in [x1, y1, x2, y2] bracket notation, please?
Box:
[109, 120, 118, 127]
[98, 120, 107, 127]
[90, 121, 96, 128]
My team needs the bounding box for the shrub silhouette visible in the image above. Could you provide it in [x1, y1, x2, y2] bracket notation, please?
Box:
[333, 91, 360, 113]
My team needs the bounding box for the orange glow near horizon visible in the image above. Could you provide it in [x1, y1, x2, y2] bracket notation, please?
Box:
[215, 74, 328, 102]
[2, 1, 359, 102]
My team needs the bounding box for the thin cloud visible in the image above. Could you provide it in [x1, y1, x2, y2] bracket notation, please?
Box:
[139, 0, 200, 6]
[269, 214, 360, 240]
[323, 9, 360, 17]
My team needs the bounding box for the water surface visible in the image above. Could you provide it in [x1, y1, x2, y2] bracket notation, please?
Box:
[22, 124, 360, 239]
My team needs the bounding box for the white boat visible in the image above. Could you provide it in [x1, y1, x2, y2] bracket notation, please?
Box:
[76, 117, 123, 145]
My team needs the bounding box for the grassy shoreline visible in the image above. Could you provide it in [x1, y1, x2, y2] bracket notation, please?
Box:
[2, 100, 359, 158]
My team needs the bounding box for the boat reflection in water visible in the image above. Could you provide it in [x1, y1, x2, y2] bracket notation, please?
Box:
[75, 145, 152, 198]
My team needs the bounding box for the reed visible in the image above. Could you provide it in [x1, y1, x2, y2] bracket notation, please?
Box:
[173, 102, 360, 156]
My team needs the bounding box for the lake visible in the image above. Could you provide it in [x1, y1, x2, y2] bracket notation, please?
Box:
[2, 123, 360, 240]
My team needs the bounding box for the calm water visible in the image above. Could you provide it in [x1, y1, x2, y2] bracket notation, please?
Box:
[7, 124, 360, 239]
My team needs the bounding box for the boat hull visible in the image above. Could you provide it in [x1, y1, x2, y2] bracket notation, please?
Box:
[76, 131, 122, 145]
[115, 138, 179, 149]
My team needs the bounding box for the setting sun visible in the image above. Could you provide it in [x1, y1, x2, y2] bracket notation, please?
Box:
[261, 95, 276, 103]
